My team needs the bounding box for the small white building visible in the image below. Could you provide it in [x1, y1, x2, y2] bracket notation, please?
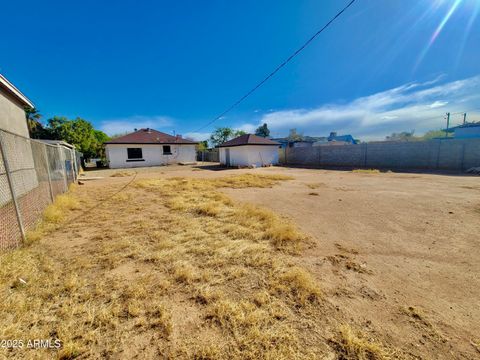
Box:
[105, 128, 197, 169]
[218, 134, 280, 167]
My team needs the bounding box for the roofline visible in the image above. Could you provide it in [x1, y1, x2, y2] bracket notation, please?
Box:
[217, 143, 280, 148]
[39, 139, 76, 149]
[443, 124, 480, 132]
[104, 141, 198, 145]
[0, 74, 35, 108]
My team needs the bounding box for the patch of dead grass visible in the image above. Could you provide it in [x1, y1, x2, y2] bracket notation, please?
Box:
[471, 339, 480, 354]
[26, 184, 80, 243]
[352, 169, 380, 174]
[110, 170, 135, 177]
[331, 324, 390, 360]
[270, 266, 321, 306]
[305, 182, 325, 189]
[0, 172, 396, 359]
[400, 306, 446, 343]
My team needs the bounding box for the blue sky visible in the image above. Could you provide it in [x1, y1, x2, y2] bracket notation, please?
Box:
[1, 0, 479, 140]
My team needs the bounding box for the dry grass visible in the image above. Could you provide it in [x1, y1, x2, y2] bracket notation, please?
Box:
[26, 184, 80, 243]
[400, 306, 446, 342]
[305, 182, 325, 189]
[110, 170, 135, 177]
[471, 339, 480, 354]
[352, 169, 380, 174]
[270, 267, 321, 306]
[331, 325, 390, 360]
[0, 173, 392, 359]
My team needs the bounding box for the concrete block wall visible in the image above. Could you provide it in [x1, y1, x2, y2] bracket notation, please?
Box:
[280, 138, 480, 171]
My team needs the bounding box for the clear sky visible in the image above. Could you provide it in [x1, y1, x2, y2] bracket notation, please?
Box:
[1, 0, 479, 140]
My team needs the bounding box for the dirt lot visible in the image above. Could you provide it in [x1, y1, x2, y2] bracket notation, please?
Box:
[1, 164, 479, 359]
[221, 166, 480, 358]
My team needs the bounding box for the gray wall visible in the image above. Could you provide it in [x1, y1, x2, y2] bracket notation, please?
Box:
[197, 149, 220, 162]
[280, 138, 480, 171]
[0, 88, 29, 137]
[0, 87, 38, 204]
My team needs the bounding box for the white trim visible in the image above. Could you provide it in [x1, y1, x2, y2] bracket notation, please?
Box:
[0, 74, 35, 108]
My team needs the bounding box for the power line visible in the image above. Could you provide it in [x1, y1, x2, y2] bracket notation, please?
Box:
[450, 107, 480, 116]
[406, 107, 480, 124]
[192, 0, 358, 133]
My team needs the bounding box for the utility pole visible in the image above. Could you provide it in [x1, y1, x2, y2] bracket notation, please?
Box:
[445, 112, 450, 137]
[463, 112, 467, 125]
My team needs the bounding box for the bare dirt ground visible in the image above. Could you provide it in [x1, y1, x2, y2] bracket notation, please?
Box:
[220, 166, 480, 359]
[1, 164, 479, 359]
[90, 164, 480, 358]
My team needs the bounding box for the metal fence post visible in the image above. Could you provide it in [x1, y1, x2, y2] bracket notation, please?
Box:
[58, 145, 68, 192]
[0, 134, 26, 243]
[363, 143, 368, 168]
[43, 146, 55, 202]
[71, 149, 78, 180]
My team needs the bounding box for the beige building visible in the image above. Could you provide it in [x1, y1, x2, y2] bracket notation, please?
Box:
[0, 74, 34, 136]
[0, 74, 37, 205]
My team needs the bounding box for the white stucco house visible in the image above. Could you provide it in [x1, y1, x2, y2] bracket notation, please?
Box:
[0, 73, 38, 205]
[104, 128, 197, 169]
[218, 134, 280, 167]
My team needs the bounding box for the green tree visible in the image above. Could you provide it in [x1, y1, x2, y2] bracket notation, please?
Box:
[196, 140, 209, 151]
[255, 123, 270, 138]
[24, 107, 45, 139]
[45, 116, 109, 158]
[234, 130, 247, 137]
[209, 127, 247, 146]
[385, 130, 420, 141]
[287, 129, 303, 141]
[422, 130, 451, 139]
[93, 130, 111, 158]
[210, 127, 233, 146]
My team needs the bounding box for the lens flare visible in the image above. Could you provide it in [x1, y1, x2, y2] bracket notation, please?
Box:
[413, 0, 463, 72]
[455, 1, 480, 69]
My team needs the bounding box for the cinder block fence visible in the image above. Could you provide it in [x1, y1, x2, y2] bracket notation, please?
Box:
[279, 138, 480, 171]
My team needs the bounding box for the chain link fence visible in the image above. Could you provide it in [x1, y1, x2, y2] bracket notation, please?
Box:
[0, 129, 81, 251]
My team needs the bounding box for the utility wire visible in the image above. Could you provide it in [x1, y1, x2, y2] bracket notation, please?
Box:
[192, 0, 358, 133]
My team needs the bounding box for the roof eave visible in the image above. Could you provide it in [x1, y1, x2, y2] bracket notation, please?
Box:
[104, 141, 198, 145]
[0, 74, 35, 108]
[217, 143, 280, 148]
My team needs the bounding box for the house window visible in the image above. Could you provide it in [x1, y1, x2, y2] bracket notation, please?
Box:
[163, 145, 172, 155]
[126, 148, 144, 162]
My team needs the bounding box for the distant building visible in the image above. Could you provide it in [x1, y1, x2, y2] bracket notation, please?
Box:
[271, 136, 326, 149]
[218, 134, 280, 167]
[445, 123, 480, 139]
[325, 132, 357, 144]
[273, 131, 358, 148]
[104, 128, 197, 168]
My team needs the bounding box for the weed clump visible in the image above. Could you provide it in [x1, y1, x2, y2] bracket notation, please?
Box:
[110, 171, 135, 177]
[270, 267, 321, 306]
[331, 325, 390, 360]
[352, 169, 380, 174]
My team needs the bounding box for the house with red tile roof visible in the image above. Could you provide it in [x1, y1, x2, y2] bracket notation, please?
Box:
[218, 134, 280, 167]
[104, 128, 197, 168]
